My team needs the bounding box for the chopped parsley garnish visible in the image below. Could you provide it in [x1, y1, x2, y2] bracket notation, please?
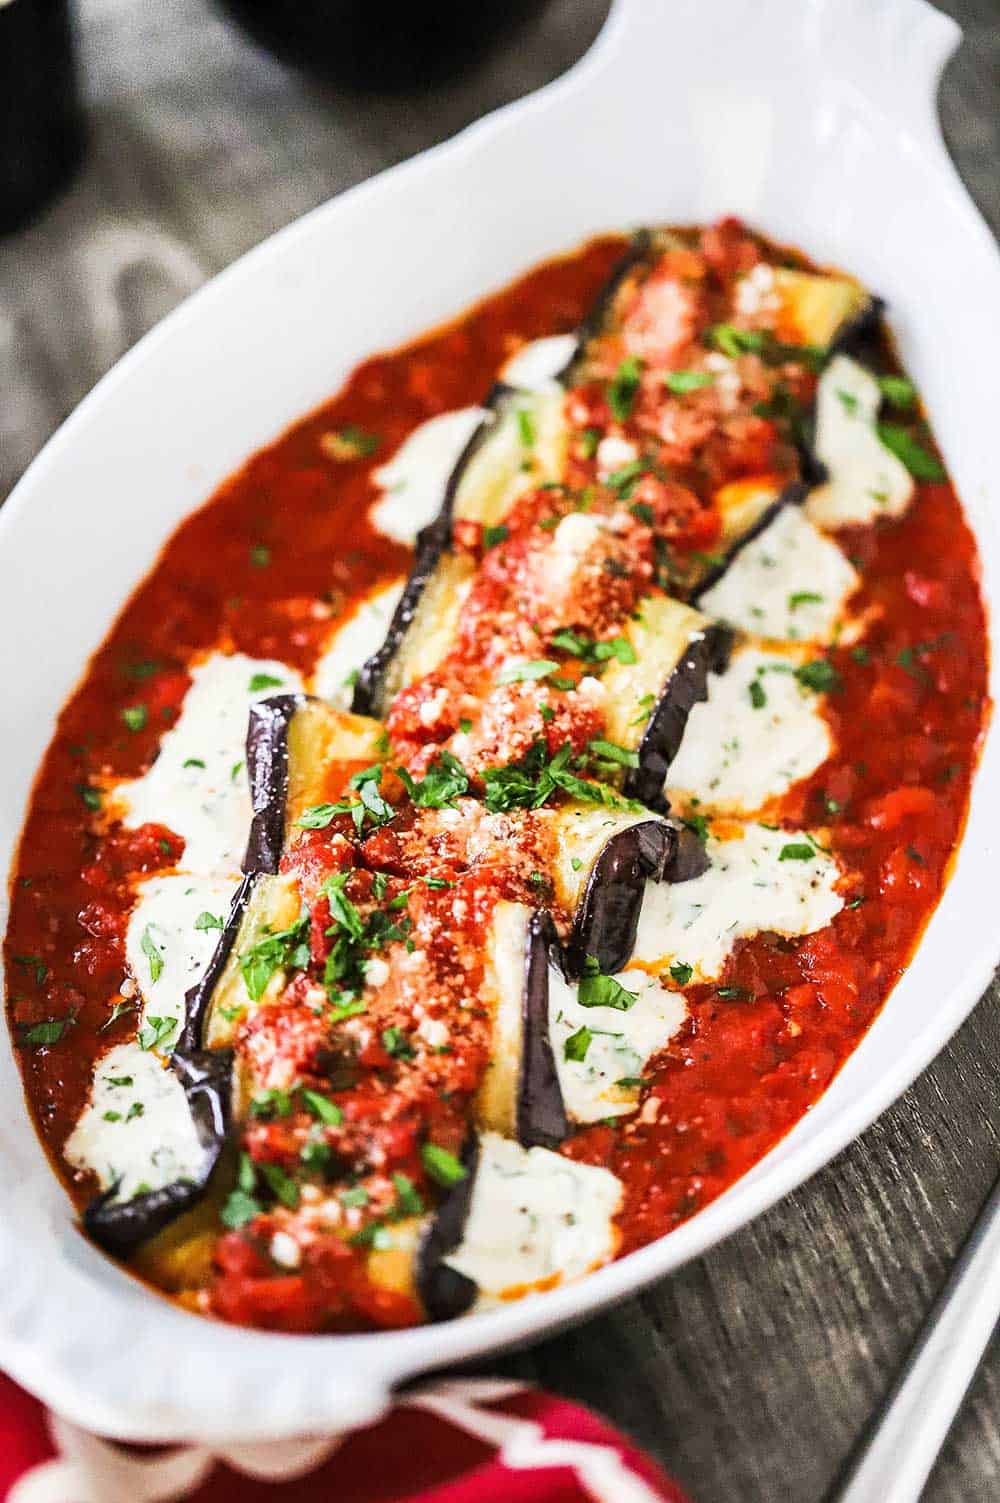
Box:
[795, 659, 841, 693]
[220, 1189, 260, 1230]
[683, 812, 711, 843]
[748, 678, 767, 710]
[13, 954, 47, 985]
[340, 1185, 369, 1209]
[396, 751, 469, 809]
[585, 737, 639, 769]
[564, 1026, 593, 1063]
[664, 370, 714, 394]
[421, 1142, 468, 1187]
[249, 1087, 293, 1119]
[459, 717, 473, 734]
[876, 423, 945, 481]
[76, 783, 102, 812]
[482, 523, 509, 550]
[517, 407, 537, 447]
[297, 802, 350, 829]
[877, 375, 916, 410]
[497, 658, 559, 685]
[240, 912, 311, 1002]
[549, 628, 637, 666]
[182, 756, 206, 769]
[230, 761, 243, 781]
[604, 458, 646, 498]
[138, 1014, 177, 1051]
[301, 1088, 343, 1125]
[779, 842, 815, 862]
[324, 424, 381, 460]
[249, 543, 271, 568]
[483, 740, 635, 815]
[100, 999, 136, 1032]
[259, 1161, 301, 1209]
[17, 1013, 75, 1047]
[392, 1172, 425, 1217]
[248, 672, 284, 693]
[717, 986, 752, 1000]
[607, 355, 643, 422]
[850, 645, 870, 665]
[789, 591, 823, 611]
[580, 427, 601, 459]
[669, 961, 694, 987]
[120, 704, 148, 732]
[382, 1025, 415, 1059]
[140, 925, 164, 983]
[194, 911, 224, 932]
[836, 389, 859, 416]
[629, 501, 655, 525]
[122, 658, 160, 681]
[577, 958, 638, 1011]
[707, 324, 766, 358]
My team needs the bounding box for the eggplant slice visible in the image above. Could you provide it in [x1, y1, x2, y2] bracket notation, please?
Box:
[244, 694, 384, 873]
[415, 1135, 481, 1321]
[353, 382, 568, 719]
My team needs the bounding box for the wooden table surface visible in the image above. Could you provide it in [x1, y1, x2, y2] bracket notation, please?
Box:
[3, 1, 1000, 1497]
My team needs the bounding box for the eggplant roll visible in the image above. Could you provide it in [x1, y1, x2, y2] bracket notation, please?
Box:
[353, 382, 568, 719]
[244, 694, 384, 873]
[416, 1130, 623, 1320]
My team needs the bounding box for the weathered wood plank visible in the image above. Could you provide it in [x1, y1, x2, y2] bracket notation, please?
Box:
[3, 2, 998, 1497]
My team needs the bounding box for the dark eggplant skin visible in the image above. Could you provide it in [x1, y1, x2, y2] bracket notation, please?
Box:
[83, 876, 258, 1255]
[624, 622, 734, 812]
[415, 1135, 481, 1321]
[666, 823, 711, 885]
[352, 390, 504, 720]
[555, 230, 651, 385]
[243, 693, 304, 875]
[566, 819, 676, 977]
[517, 911, 569, 1151]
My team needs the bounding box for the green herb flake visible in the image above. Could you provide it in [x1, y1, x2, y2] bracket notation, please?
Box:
[795, 659, 841, 694]
[138, 1014, 177, 1051]
[382, 1025, 415, 1060]
[779, 842, 815, 862]
[497, 659, 558, 685]
[607, 355, 643, 422]
[194, 911, 224, 932]
[876, 423, 945, 481]
[76, 783, 102, 812]
[669, 960, 694, 987]
[221, 1189, 261, 1230]
[578, 960, 638, 1012]
[120, 704, 148, 733]
[563, 1026, 593, 1063]
[586, 737, 639, 769]
[248, 672, 284, 693]
[14, 954, 47, 985]
[396, 751, 469, 810]
[748, 678, 767, 710]
[249, 543, 271, 568]
[392, 1172, 425, 1217]
[517, 408, 537, 448]
[421, 1142, 468, 1187]
[17, 1013, 76, 1047]
[300, 1088, 343, 1125]
[788, 591, 823, 611]
[240, 912, 310, 1002]
[877, 375, 917, 410]
[717, 986, 752, 1000]
[482, 524, 509, 550]
[664, 370, 715, 395]
[140, 925, 164, 983]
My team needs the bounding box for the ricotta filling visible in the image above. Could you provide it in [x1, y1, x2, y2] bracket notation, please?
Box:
[115, 652, 303, 877]
[632, 824, 844, 982]
[548, 966, 687, 1122]
[444, 1132, 622, 1305]
[311, 577, 405, 706]
[806, 354, 914, 529]
[64, 1041, 208, 1201]
[125, 872, 239, 1050]
[698, 504, 859, 644]
[369, 406, 486, 545]
[666, 645, 832, 814]
[500, 334, 577, 391]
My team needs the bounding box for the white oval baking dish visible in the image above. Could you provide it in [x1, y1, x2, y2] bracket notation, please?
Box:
[1, 0, 997, 1444]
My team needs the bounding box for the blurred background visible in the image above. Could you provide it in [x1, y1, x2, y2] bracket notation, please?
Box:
[3, 3, 1000, 1500]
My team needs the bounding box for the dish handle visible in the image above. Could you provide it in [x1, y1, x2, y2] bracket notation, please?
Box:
[599, 0, 962, 167]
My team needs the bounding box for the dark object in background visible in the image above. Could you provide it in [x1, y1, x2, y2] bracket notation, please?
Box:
[0, 0, 84, 234]
[218, 0, 545, 89]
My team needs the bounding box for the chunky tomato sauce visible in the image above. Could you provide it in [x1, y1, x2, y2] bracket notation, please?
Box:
[4, 227, 988, 1328]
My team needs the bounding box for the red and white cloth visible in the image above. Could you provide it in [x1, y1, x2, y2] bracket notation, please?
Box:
[0, 1373, 691, 1503]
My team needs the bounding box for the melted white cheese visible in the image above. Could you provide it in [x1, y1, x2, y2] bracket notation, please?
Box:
[548, 967, 686, 1122]
[667, 645, 832, 814]
[115, 652, 303, 875]
[64, 1042, 208, 1201]
[806, 354, 914, 529]
[311, 578, 405, 706]
[369, 407, 486, 544]
[699, 505, 859, 644]
[633, 824, 844, 982]
[500, 334, 577, 391]
[445, 1132, 622, 1305]
[125, 873, 238, 1049]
